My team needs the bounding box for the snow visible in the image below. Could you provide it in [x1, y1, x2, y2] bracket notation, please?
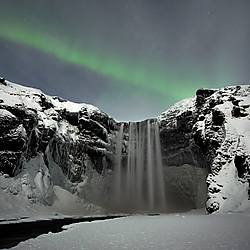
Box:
[0, 109, 16, 119]
[0, 80, 100, 115]
[158, 96, 195, 122]
[208, 164, 250, 213]
[0, 183, 99, 224]
[0, 82, 43, 110]
[209, 98, 250, 213]
[49, 186, 91, 215]
[0, 154, 104, 223]
[9, 210, 250, 250]
[51, 97, 98, 114]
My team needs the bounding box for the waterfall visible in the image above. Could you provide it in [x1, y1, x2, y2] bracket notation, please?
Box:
[113, 120, 166, 213]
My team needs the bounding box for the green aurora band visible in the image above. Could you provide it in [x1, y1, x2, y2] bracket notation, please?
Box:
[0, 21, 217, 101]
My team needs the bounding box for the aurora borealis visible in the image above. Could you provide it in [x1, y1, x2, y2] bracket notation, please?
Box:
[0, 0, 250, 121]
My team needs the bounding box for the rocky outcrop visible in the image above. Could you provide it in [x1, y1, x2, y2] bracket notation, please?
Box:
[158, 85, 250, 213]
[0, 79, 249, 214]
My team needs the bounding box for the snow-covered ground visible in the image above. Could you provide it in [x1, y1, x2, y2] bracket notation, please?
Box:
[0, 184, 106, 224]
[8, 209, 250, 250]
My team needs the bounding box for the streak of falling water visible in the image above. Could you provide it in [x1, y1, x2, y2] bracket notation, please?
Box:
[147, 120, 154, 211]
[136, 123, 144, 205]
[114, 123, 124, 202]
[130, 123, 136, 201]
[126, 123, 133, 198]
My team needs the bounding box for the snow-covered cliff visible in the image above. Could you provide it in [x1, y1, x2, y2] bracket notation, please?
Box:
[159, 86, 250, 213]
[0, 78, 250, 218]
[0, 78, 117, 218]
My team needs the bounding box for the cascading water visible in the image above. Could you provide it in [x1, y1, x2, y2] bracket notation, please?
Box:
[114, 123, 124, 203]
[112, 120, 166, 213]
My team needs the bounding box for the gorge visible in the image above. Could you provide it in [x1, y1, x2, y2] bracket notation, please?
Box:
[0, 78, 250, 219]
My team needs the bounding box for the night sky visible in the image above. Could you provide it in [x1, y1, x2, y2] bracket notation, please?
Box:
[0, 0, 250, 121]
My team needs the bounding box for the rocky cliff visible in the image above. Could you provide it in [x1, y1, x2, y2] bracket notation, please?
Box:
[158, 85, 250, 213]
[0, 78, 249, 215]
[0, 79, 118, 215]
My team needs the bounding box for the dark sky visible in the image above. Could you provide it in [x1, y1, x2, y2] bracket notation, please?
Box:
[0, 0, 250, 121]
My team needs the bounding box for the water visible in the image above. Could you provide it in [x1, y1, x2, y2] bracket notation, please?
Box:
[113, 120, 166, 213]
[114, 123, 124, 202]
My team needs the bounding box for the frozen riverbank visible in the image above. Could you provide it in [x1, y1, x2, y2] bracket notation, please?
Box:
[8, 209, 250, 250]
[0, 215, 124, 249]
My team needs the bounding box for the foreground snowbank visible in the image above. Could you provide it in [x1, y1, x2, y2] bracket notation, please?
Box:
[10, 210, 250, 250]
[0, 184, 105, 224]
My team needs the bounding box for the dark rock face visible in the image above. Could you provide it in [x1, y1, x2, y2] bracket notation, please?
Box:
[0, 151, 22, 176]
[159, 99, 209, 170]
[234, 155, 247, 178]
[0, 77, 7, 85]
